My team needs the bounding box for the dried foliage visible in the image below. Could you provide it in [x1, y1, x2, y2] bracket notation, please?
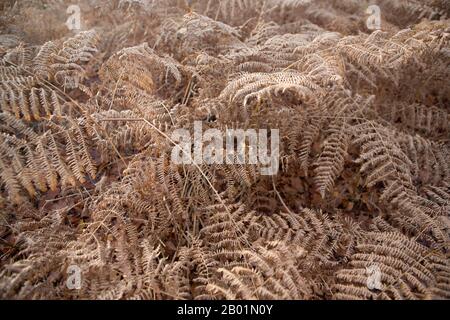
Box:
[0, 0, 449, 300]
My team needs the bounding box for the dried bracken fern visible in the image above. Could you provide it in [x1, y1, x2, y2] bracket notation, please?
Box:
[0, 0, 449, 301]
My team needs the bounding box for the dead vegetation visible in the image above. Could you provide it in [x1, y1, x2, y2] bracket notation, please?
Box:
[0, 0, 449, 300]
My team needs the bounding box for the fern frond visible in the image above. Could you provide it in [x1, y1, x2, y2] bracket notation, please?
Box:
[220, 71, 321, 108]
[51, 30, 99, 89]
[334, 232, 446, 300]
[206, 241, 312, 299]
